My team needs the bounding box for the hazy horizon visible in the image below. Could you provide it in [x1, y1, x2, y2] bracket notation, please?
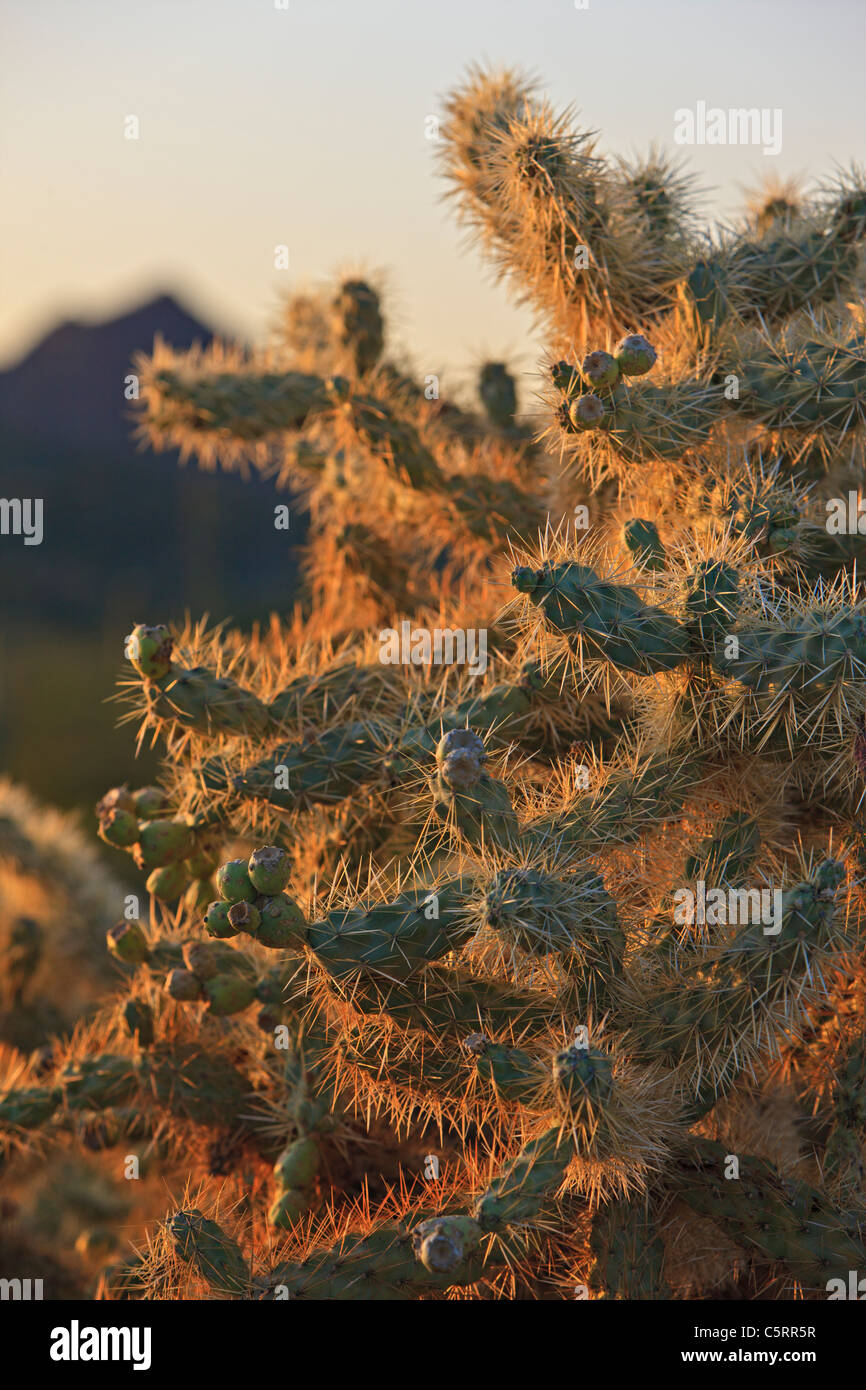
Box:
[3, 0, 865, 382]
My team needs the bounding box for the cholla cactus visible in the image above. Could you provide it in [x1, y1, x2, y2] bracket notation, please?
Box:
[5, 65, 866, 1301]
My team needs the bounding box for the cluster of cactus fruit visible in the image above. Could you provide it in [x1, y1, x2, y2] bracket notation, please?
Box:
[4, 64, 866, 1300]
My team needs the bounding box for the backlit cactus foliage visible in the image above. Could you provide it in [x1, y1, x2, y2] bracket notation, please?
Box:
[5, 66, 866, 1301]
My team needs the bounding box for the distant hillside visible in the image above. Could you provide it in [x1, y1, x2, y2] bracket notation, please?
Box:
[0, 293, 303, 629]
[0, 294, 215, 450]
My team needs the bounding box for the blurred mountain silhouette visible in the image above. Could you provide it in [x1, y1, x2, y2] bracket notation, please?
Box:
[0, 292, 302, 629]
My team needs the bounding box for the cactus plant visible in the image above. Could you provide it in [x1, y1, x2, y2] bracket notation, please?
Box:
[5, 64, 866, 1304]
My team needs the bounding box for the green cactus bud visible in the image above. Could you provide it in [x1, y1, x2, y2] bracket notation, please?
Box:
[569, 394, 605, 430]
[216, 858, 257, 904]
[146, 860, 191, 901]
[106, 920, 149, 966]
[227, 900, 261, 936]
[133, 819, 194, 871]
[166, 968, 203, 1002]
[553, 1045, 614, 1111]
[551, 360, 581, 395]
[412, 1216, 482, 1274]
[98, 807, 140, 849]
[581, 350, 620, 391]
[623, 518, 666, 571]
[203, 900, 238, 939]
[126, 623, 172, 679]
[268, 1189, 313, 1229]
[255, 894, 307, 949]
[131, 786, 167, 819]
[614, 333, 657, 376]
[248, 845, 292, 895]
[274, 1136, 320, 1191]
[511, 565, 542, 595]
[203, 973, 256, 1016]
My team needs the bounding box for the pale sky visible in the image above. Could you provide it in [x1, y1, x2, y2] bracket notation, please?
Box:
[2, 0, 864, 383]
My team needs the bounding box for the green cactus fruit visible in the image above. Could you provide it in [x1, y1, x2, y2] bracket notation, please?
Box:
[96, 785, 136, 819]
[203, 973, 256, 1016]
[268, 1189, 314, 1229]
[255, 894, 308, 949]
[227, 900, 262, 936]
[166, 968, 204, 1002]
[123, 999, 154, 1048]
[569, 393, 605, 430]
[439, 747, 483, 790]
[133, 819, 195, 871]
[98, 807, 140, 849]
[216, 858, 257, 904]
[106, 920, 149, 966]
[248, 845, 292, 895]
[614, 333, 657, 376]
[412, 1216, 482, 1274]
[274, 1136, 320, 1190]
[581, 350, 620, 391]
[126, 623, 172, 680]
[185, 835, 223, 880]
[203, 900, 238, 939]
[182, 941, 218, 980]
[132, 786, 167, 819]
[146, 861, 191, 901]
